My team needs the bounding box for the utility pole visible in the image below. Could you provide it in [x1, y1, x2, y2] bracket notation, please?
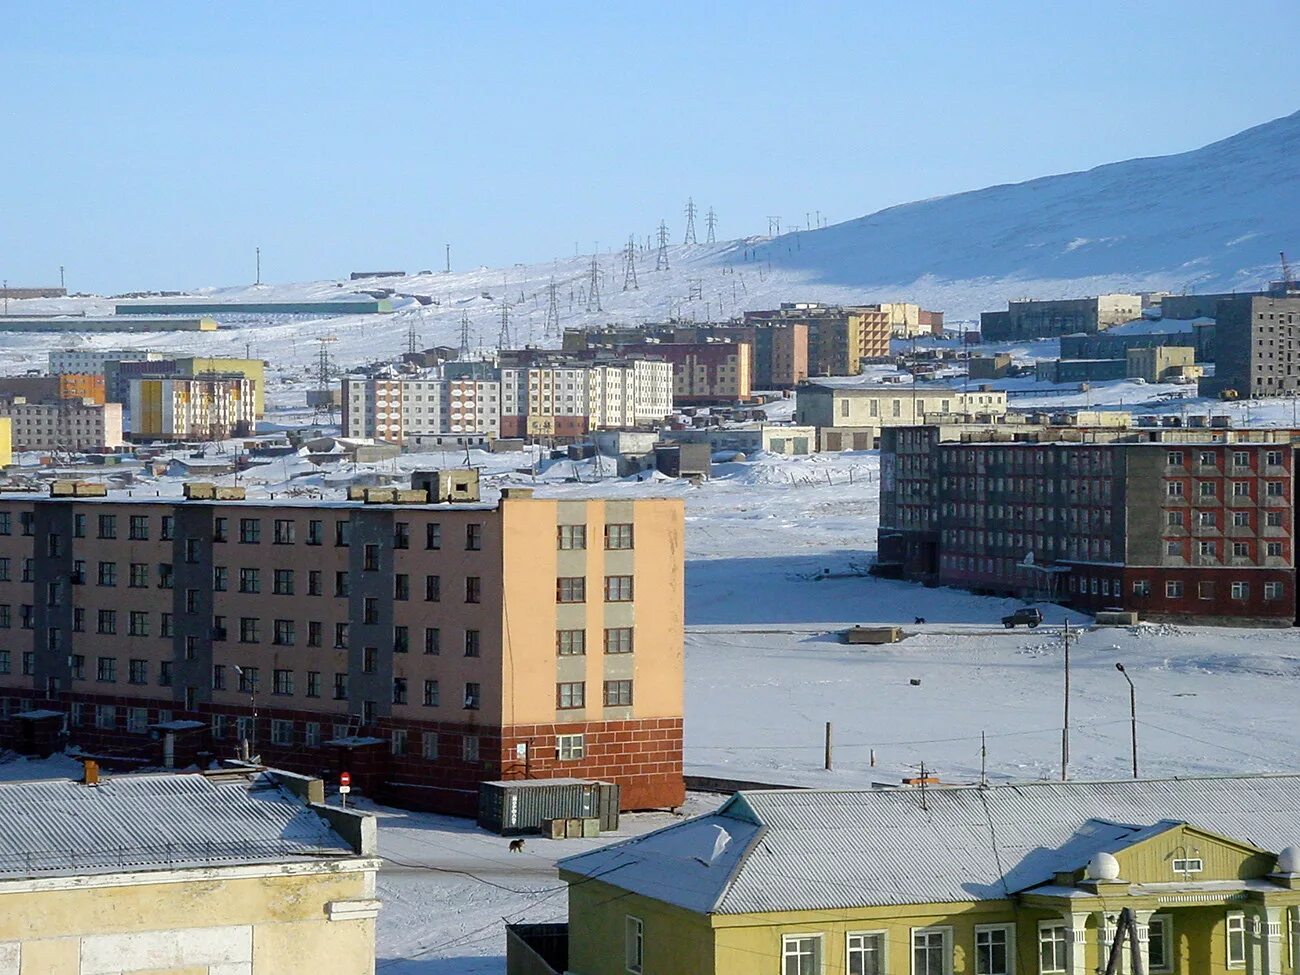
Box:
[824, 721, 832, 771]
[586, 255, 602, 312]
[59, 265, 65, 290]
[1062, 621, 1071, 781]
[2, 280, 7, 316]
[622, 236, 639, 291]
[1116, 663, 1138, 778]
[980, 731, 988, 787]
[683, 197, 698, 244]
[445, 243, 451, 273]
[705, 207, 717, 244]
[255, 247, 261, 285]
[655, 221, 670, 271]
[767, 216, 781, 237]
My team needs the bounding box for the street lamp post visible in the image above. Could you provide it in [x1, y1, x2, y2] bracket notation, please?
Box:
[1116, 662, 1138, 778]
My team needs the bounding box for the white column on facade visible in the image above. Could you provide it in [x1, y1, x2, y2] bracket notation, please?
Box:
[1067, 912, 1092, 975]
[1098, 912, 1120, 974]
[1261, 906, 1284, 975]
[1132, 909, 1156, 975]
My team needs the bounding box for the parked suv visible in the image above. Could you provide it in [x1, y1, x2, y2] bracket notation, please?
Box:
[1001, 607, 1043, 629]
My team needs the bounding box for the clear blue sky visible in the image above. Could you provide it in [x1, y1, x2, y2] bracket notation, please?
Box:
[2, 1, 1295, 293]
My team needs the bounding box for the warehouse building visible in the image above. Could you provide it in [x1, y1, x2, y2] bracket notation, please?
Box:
[980, 294, 1142, 340]
[0, 479, 685, 814]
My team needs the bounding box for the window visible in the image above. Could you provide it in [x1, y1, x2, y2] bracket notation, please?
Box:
[239, 518, 261, 543]
[465, 524, 482, 550]
[1132, 579, 1150, 597]
[1167, 451, 1183, 466]
[159, 662, 172, 686]
[98, 514, 117, 539]
[1198, 581, 1216, 600]
[96, 656, 117, 682]
[424, 627, 441, 655]
[604, 679, 633, 707]
[185, 538, 201, 563]
[392, 677, 408, 705]
[96, 705, 116, 729]
[605, 575, 634, 602]
[1198, 481, 1216, 497]
[557, 733, 585, 760]
[394, 573, 409, 600]
[465, 576, 481, 603]
[1171, 857, 1203, 874]
[557, 629, 585, 655]
[1198, 510, 1216, 527]
[1231, 582, 1249, 601]
[364, 597, 379, 624]
[557, 681, 585, 709]
[161, 515, 175, 540]
[624, 916, 644, 974]
[69, 654, 84, 680]
[423, 679, 440, 707]
[422, 732, 439, 759]
[1038, 924, 1067, 975]
[212, 664, 226, 690]
[783, 934, 822, 975]
[556, 577, 586, 603]
[128, 611, 149, 637]
[335, 623, 349, 648]
[1146, 916, 1171, 973]
[1227, 912, 1246, 968]
[97, 609, 117, 635]
[390, 729, 408, 756]
[464, 629, 480, 657]
[238, 666, 260, 692]
[605, 523, 634, 550]
[334, 673, 348, 700]
[394, 625, 409, 653]
[557, 524, 586, 550]
[273, 569, 294, 595]
[1267, 541, 1284, 558]
[1166, 481, 1183, 497]
[1265, 581, 1284, 601]
[159, 563, 174, 588]
[21, 652, 34, 676]
[462, 734, 480, 760]
[364, 543, 380, 571]
[335, 571, 350, 597]
[129, 515, 149, 540]
[239, 567, 261, 593]
[335, 520, 351, 547]
[463, 682, 481, 710]
[426, 522, 441, 550]
[307, 570, 322, 596]
[160, 613, 173, 637]
[425, 575, 441, 602]
[239, 617, 260, 643]
[305, 722, 321, 747]
[975, 925, 1012, 975]
[394, 522, 410, 549]
[98, 561, 117, 587]
[213, 516, 228, 542]
[307, 519, 323, 545]
[129, 563, 149, 588]
[363, 646, 378, 673]
[273, 619, 295, 646]
[273, 519, 295, 544]
[270, 719, 293, 746]
[604, 627, 634, 654]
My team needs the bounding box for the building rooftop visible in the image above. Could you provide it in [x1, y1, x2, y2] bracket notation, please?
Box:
[0, 768, 358, 880]
[558, 774, 1300, 915]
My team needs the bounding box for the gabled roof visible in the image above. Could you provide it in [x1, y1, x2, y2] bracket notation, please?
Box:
[0, 769, 357, 880]
[560, 774, 1300, 916]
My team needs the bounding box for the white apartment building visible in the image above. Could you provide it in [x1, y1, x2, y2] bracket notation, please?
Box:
[499, 359, 672, 438]
[128, 375, 256, 441]
[0, 398, 125, 452]
[341, 375, 501, 445]
[49, 348, 162, 375]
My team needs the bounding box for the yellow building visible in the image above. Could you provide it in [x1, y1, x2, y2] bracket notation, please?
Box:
[176, 357, 267, 416]
[0, 417, 11, 467]
[514, 775, 1300, 975]
[0, 764, 379, 974]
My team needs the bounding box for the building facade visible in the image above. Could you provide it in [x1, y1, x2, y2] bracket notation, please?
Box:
[0, 399, 124, 452]
[522, 776, 1300, 975]
[795, 382, 1009, 449]
[877, 425, 1297, 624]
[616, 343, 752, 405]
[0, 486, 685, 814]
[499, 358, 672, 440]
[0, 766, 379, 975]
[981, 294, 1142, 341]
[128, 374, 256, 441]
[1200, 297, 1300, 399]
[49, 349, 162, 376]
[0, 374, 105, 405]
[342, 376, 503, 445]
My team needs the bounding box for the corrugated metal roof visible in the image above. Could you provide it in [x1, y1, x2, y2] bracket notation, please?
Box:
[559, 775, 1300, 915]
[0, 770, 353, 879]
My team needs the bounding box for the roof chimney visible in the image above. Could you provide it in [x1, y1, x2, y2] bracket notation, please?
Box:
[82, 759, 100, 787]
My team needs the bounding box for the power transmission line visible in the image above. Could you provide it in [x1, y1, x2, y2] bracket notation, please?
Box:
[705, 207, 717, 244]
[622, 236, 639, 291]
[683, 197, 698, 244]
[497, 297, 513, 350]
[458, 311, 471, 358]
[544, 279, 560, 339]
[655, 221, 670, 271]
[586, 255, 603, 312]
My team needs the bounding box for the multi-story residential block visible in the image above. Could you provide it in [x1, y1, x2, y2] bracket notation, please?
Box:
[173, 357, 268, 416]
[616, 342, 751, 405]
[128, 374, 256, 441]
[0, 373, 105, 404]
[1199, 297, 1300, 399]
[745, 303, 895, 375]
[0, 398, 124, 452]
[342, 375, 499, 445]
[0, 481, 685, 814]
[795, 381, 1009, 449]
[980, 294, 1142, 341]
[0, 765, 379, 975]
[499, 356, 672, 440]
[877, 424, 1297, 624]
[49, 348, 163, 377]
[516, 775, 1300, 975]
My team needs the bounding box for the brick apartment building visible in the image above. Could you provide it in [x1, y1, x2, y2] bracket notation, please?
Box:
[616, 341, 752, 405]
[0, 481, 685, 814]
[877, 425, 1297, 625]
[745, 304, 893, 376]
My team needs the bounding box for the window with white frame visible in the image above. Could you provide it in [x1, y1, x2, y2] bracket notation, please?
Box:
[1038, 923, 1068, 975]
[849, 931, 885, 975]
[625, 915, 644, 973]
[1171, 857, 1203, 874]
[1147, 916, 1172, 973]
[783, 934, 822, 975]
[976, 924, 1014, 975]
[557, 733, 585, 761]
[1226, 912, 1246, 968]
[913, 928, 950, 975]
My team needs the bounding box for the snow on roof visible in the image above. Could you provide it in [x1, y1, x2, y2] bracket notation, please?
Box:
[0, 769, 355, 879]
[560, 775, 1300, 915]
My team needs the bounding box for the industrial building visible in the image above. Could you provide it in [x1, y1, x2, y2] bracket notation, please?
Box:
[980, 294, 1142, 340]
[0, 480, 686, 815]
[513, 774, 1300, 975]
[1199, 296, 1300, 399]
[1059, 328, 1212, 364]
[128, 374, 256, 441]
[794, 381, 1008, 449]
[0, 765, 379, 974]
[0, 316, 217, 333]
[116, 299, 393, 316]
[876, 420, 1298, 624]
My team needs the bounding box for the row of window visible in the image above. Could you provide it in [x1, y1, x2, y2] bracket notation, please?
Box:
[555, 679, 633, 709]
[1166, 449, 1287, 468]
[557, 576, 634, 603]
[1166, 479, 1287, 498]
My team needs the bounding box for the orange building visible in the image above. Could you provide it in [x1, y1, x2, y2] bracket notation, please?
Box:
[0, 373, 105, 405]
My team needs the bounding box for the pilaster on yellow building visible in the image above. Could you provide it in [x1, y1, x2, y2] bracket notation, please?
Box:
[510, 775, 1300, 975]
[0, 765, 380, 975]
[0, 417, 11, 467]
